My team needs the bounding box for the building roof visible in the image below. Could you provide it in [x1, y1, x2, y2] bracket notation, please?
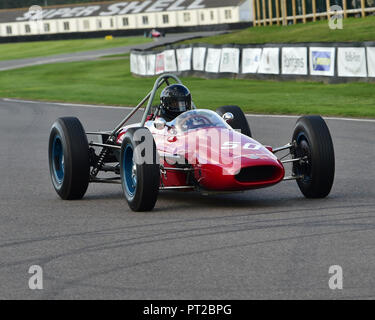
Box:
[0, 0, 246, 23]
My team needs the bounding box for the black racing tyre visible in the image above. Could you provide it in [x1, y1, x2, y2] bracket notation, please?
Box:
[120, 128, 160, 212]
[292, 115, 335, 198]
[48, 117, 90, 200]
[216, 105, 252, 137]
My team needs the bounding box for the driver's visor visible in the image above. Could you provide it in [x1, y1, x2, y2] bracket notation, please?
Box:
[169, 99, 190, 112]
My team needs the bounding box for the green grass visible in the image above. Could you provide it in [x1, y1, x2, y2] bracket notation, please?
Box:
[0, 36, 152, 61]
[0, 57, 374, 118]
[181, 16, 375, 45]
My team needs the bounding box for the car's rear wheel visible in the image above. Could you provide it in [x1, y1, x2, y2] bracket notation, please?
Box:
[48, 117, 90, 200]
[216, 105, 252, 137]
[292, 115, 335, 198]
[120, 128, 160, 212]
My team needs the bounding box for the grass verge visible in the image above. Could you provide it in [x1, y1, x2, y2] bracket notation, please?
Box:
[0, 36, 152, 61]
[0, 58, 373, 118]
[181, 16, 375, 45]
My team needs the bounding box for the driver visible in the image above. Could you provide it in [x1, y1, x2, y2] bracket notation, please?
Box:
[159, 84, 192, 122]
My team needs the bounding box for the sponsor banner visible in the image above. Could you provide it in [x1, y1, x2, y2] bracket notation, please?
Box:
[258, 48, 280, 74]
[310, 47, 335, 76]
[155, 52, 165, 74]
[367, 47, 375, 77]
[193, 47, 206, 71]
[220, 48, 240, 73]
[130, 53, 138, 74]
[146, 54, 156, 76]
[205, 48, 222, 73]
[137, 54, 147, 76]
[242, 48, 262, 74]
[282, 47, 308, 75]
[164, 49, 177, 72]
[176, 47, 192, 72]
[337, 47, 367, 77]
[132, 44, 374, 79]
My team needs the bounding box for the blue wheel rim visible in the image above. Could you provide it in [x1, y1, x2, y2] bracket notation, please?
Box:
[123, 144, 137, 198]
[52, 135, 64, 184]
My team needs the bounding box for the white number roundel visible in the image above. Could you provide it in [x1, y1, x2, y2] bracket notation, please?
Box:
[221, 142, 262, 150]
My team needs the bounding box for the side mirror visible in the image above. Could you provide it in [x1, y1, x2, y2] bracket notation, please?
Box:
[222, 112, 234, 123]
[154, 118, 167, 130]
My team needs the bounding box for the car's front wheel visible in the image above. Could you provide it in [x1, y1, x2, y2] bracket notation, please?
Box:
[120, 128, 160, 212]
[292, 115, 335, 198]
[48, 117, 90, 200]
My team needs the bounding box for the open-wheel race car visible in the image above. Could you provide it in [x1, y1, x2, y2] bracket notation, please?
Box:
[48, 74, 335, 212]
[144, 29, 165, 38]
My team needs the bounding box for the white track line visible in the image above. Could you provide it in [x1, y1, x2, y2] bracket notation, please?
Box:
[2, 98, 375, 123]
[244, 113, 375, 123]
[0, 55, 100, 71]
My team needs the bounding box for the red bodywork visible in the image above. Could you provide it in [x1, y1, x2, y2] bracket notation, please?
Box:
[117, 111, 285, 192]
[151, 31, 161, 38]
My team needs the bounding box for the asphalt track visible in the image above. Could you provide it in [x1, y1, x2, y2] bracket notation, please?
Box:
[0, 97, 374, 300]
[0, 31, 222, 71]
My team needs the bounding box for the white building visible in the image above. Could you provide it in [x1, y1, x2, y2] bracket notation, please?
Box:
[0, 0, 252, 38]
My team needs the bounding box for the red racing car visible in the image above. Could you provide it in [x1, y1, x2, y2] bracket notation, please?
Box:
[144, 29, 165, 38]
[48, 74, 335, 211]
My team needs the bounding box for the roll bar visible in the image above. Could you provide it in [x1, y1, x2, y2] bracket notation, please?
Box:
[109, 74, 195, 139]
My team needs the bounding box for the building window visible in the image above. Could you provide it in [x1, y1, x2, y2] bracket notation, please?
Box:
[162, 14, 169, 24]
[63, 22, 70, 31]
[183, 12, 191, 22]
[83, 20, 90, 29]
[6, 26, 12, 35]
[97, 19, 102, 29]
[25, 24, 31, 33]
[110, 18, 114, 28]
[44, 23, 50, 32]
[142, 16, 149, 25]
[200, 13, 204, 21]
[122, 17, 129, 26]
[225, 10, 232, 20]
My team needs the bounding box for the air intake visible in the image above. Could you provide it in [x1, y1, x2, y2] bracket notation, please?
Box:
[235, 166, 280, 183]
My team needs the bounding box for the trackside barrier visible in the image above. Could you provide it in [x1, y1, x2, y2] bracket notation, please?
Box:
[130, 42, 375, 83]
